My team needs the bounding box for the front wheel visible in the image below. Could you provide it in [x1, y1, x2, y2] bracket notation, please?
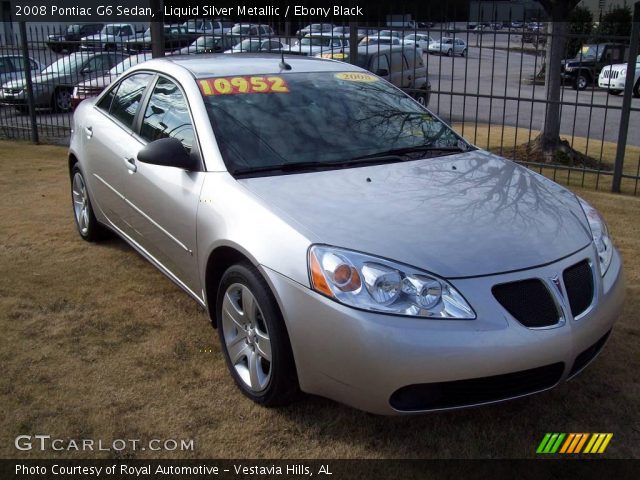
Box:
[446, 49, 453, 57]
[574, 74, 589, 91]
[415, 91, 429, 107]
[216, 262, 299, 407]
[461, 49, 467, 57]
[634, 79, 640, 98]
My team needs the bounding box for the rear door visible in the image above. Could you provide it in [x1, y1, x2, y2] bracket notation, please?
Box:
[124, 75, 204, 296]
[84, 72, 154, 232]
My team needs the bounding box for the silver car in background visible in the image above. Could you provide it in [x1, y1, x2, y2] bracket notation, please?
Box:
[69, 55, 623, 414]
[428, 37, 468, 57]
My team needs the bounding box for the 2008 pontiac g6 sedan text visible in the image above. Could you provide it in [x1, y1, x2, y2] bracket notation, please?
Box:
[69, 54, 624, 414]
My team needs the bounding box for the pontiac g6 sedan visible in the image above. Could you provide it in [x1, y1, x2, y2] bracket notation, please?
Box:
[69, 55, 623, 414]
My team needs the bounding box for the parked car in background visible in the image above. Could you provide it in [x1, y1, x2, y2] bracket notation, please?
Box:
[360, 35, 401, 47]
[125, 24, 195, 54]
[379, 30, 403, 39]
[71, 53, 152, 109]
[175, 35, 237, 55]
[229, 24, 275, 38]
[0, 55, 43, 85]
[291, 34, 349, 56]
[0, 51, 124, 112]
[428, 37, 467, 57]
[80, 23, 145, 51]
[296, 23, 334, 39]
[225, 38, 286, 54]
[403, 33, 433, 52]
[47, 23, 104, 53]
[562, 43, 628, 90]
[598, 54, 640, 98]
[320, 45, 431, 106]
[182, 18, 234, 35]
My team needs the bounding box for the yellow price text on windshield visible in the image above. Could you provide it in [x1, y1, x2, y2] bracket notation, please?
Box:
[198, 76, 290, 95]
[335, 72, 379, 82]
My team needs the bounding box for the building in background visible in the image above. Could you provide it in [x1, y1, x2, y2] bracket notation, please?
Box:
[469, 0, 546, 23]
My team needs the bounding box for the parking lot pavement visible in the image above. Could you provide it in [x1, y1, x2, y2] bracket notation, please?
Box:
[424, 47, 640, 147]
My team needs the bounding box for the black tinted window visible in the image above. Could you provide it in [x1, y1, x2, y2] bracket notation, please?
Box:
[109, 73, 153, 129]
[140, 77, 194, 150]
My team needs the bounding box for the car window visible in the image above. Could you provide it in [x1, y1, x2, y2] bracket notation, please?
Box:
[120, 26, 133, 36]
[0, 57, 13, 73]
[108, 73, 153, 129]
[371, 54, 390, 74]
[140, 77, 194, 151]
[82, 55, 110, 73]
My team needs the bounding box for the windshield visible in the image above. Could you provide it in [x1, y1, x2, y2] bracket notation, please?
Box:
[201, 72, 469, 175]
[576, 45, 602, 59]
[236, 39, 261, 51]
[103, 25, 122, 36]
[184, 20, 205, 30]
[41, 54, 85, 75]
[301, 37, 331, 47]
[232, 26, 252, 34]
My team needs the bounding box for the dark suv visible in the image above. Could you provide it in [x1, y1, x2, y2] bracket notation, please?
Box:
[561, 43, 628, 90]
[47, 24, 104, 53]
[321, 45, 431, 106]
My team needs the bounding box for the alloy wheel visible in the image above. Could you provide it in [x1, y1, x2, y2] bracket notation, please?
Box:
[72, 172, 89, 235]
[221, 283, 272, 393]
[56, 89, 72, 112]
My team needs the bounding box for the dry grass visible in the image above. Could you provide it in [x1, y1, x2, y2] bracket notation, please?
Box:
[0, 139, 639, 460]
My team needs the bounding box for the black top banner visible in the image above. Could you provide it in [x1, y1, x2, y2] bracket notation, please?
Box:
[10, 0, 475, 23]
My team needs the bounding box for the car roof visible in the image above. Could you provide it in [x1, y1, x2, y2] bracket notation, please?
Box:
[151, 54, 362, 77]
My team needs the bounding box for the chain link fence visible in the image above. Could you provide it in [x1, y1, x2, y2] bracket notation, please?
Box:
[1, 3, 639, 194]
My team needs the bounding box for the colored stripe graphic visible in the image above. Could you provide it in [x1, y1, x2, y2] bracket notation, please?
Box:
[537, 433, 613, 454]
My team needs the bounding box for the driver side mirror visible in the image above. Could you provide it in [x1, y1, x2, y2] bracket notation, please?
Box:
[80, 67, 92, 75]
[137, 137, 197, 171]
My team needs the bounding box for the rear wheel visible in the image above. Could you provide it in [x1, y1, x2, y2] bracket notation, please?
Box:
[70, 165, 105, 242]
[52, 88, 72, 112]
[634, 79, 640, 98]
[446, 49, 453, 57]
[216, 262, 299, 407]
[608, 89, 623, 95]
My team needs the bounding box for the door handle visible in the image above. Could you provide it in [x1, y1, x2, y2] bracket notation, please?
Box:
[84, 126, 93, 138]
[124, 156, 137, 173]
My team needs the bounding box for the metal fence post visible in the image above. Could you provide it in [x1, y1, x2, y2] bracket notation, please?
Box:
[349, 21, 358, 65]
[18, 22, 38, 144]
[150, 0, 165, 58]
[612, 1, 640, 193]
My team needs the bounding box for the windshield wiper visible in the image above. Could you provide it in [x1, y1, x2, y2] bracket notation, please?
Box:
[350, 144, 472, 162]
[231, 156, 411, 177]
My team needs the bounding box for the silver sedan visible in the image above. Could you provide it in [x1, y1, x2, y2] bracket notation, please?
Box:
[69, 55, 623, 414]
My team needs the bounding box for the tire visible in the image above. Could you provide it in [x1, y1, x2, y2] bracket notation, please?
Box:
[574, 73, 589, 91]
[216, 262, 299, 407]
[634, 79, 640, 99]
[447, 49, 453, 57]
[461, 49, 467, 57]
[15, 105, 30, 114]
[608, 89, 623, 95]
[52, 88, 72, 113]
[70, 165, 105, 242]
[415, 91, 429, 107]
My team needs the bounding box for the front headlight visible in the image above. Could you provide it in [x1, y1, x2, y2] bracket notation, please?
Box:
[308, 245, 475, 319]
[620, 68, 627, 77]
[578, 197, 613, 276]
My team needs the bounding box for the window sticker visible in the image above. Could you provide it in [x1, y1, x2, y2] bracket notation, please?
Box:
[335, 72, 379, 82]
[198, 76, 290, 96]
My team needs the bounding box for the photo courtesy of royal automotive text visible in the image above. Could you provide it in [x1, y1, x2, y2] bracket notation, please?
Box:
[0, 0, 638, 478]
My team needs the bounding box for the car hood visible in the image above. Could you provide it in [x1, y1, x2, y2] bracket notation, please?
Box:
[239, 150, 592, 278]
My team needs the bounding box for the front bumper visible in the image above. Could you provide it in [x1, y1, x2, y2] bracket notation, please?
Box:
[599, 77, 626, 90]
[261, 245, 624, 415]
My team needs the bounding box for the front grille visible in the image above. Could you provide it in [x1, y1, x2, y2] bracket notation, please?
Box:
[569, 330, 611, 377]
[390, 363, 565, 411]
[563, 260, 594, 318]
[602, 70, 619, 79]
[492, 279, 560, 328]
